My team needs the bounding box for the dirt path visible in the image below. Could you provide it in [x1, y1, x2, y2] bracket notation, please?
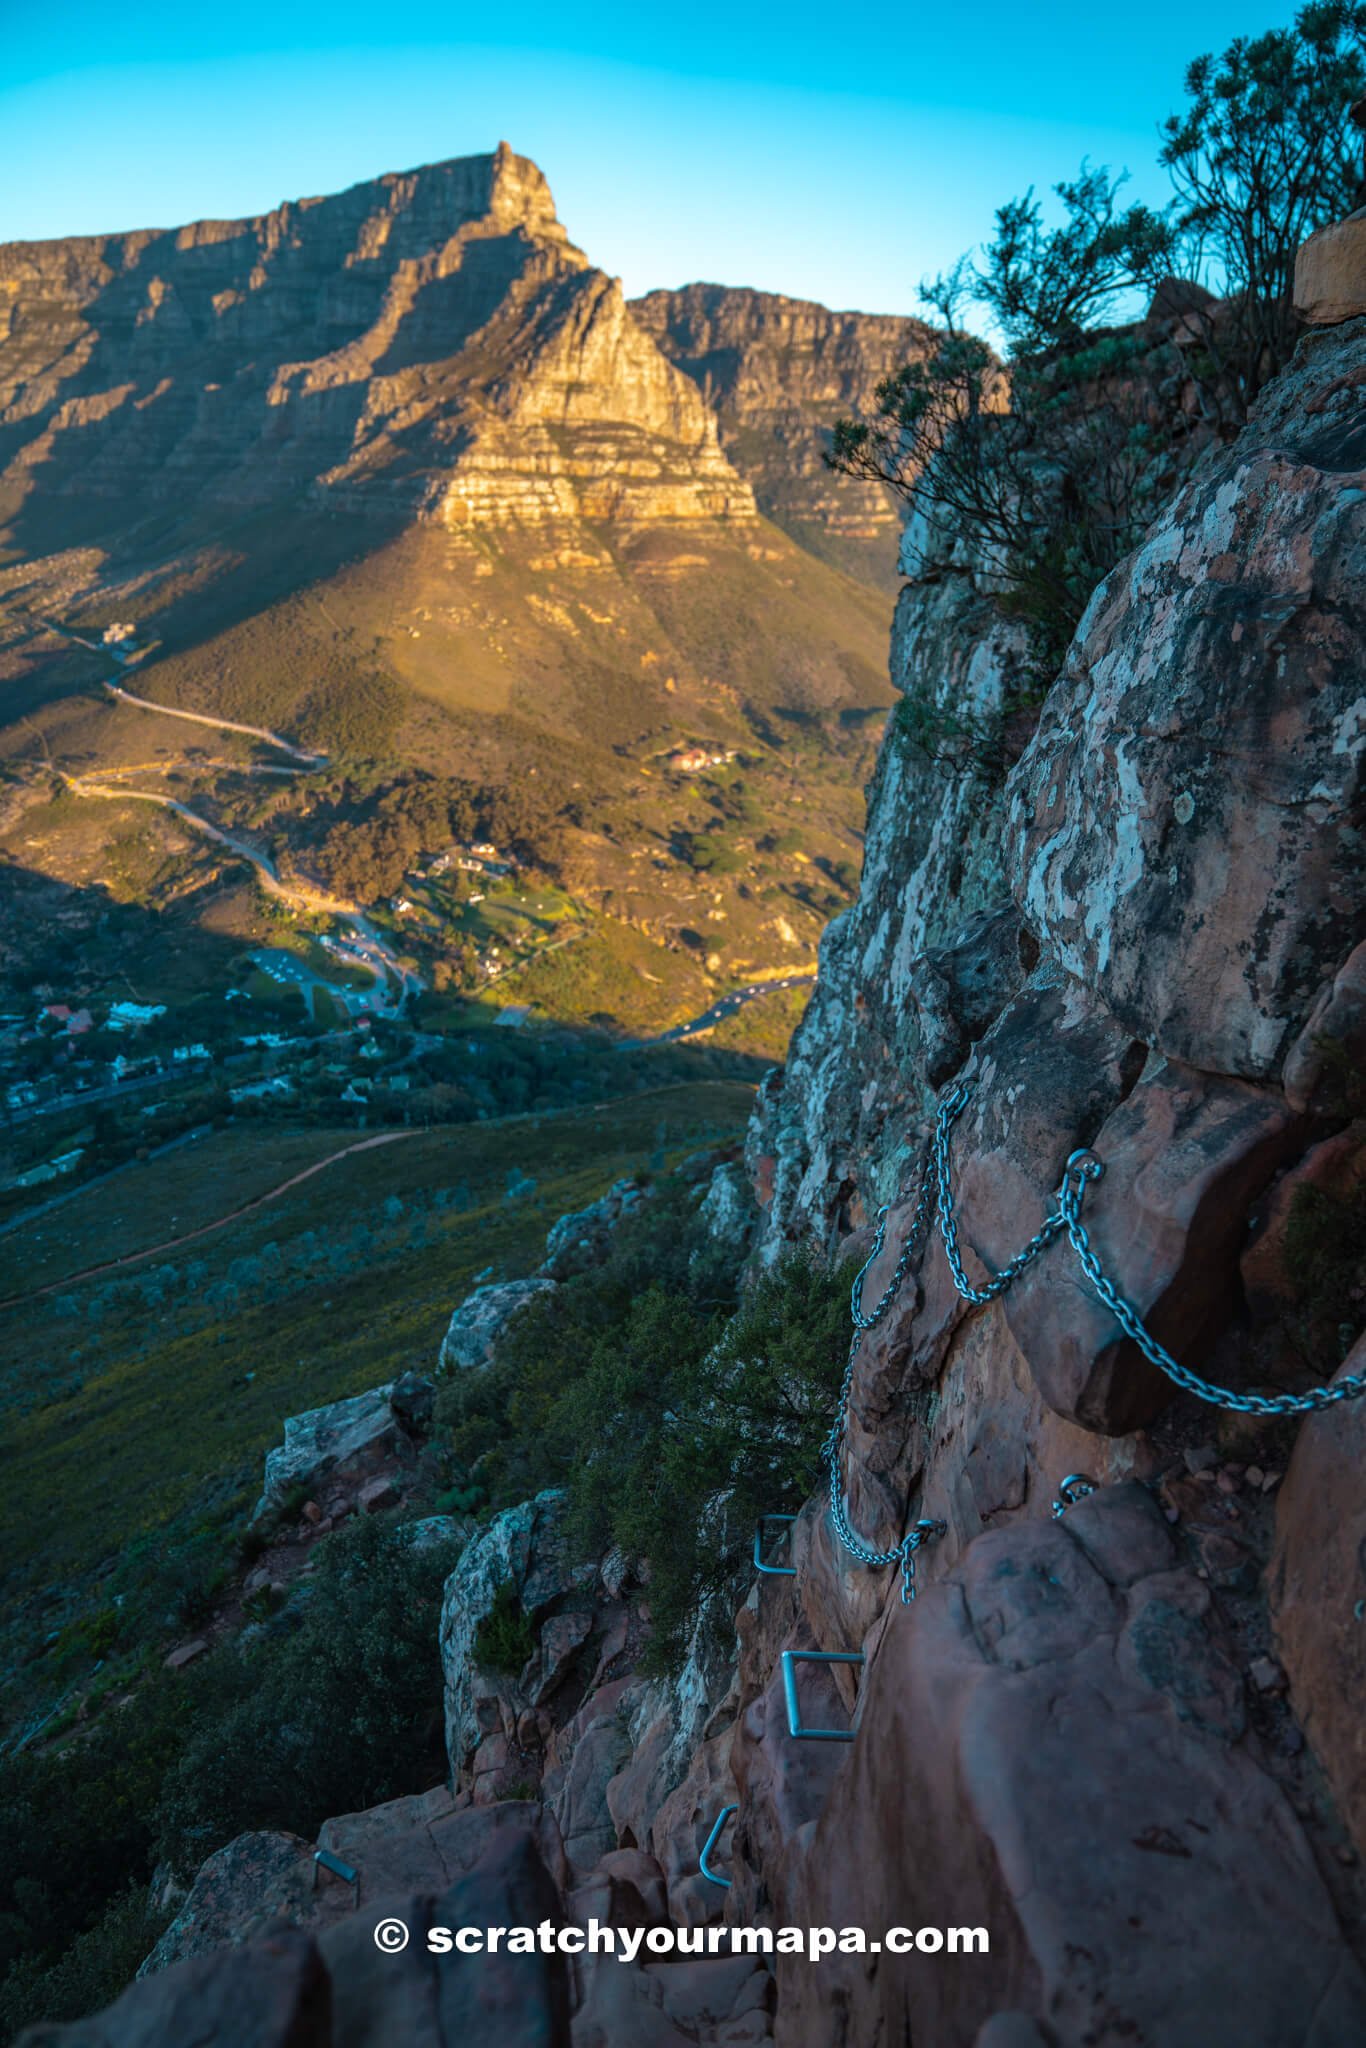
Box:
[104, 681, 326, 764]
[0, 1130, 422, 1307]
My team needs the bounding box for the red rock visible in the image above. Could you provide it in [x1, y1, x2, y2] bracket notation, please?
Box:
[300, 1499, 322, 1525]
[358, 1475, 398, 1514]
[1000, 1059, 1304, 1432]
[1283, 941, 1366, 1113]
[781, 1484, 1366, 2046]
[1270, 1337, 1366, 1854]
[1294, 208, 1366, 326]
[14, 1927, 328, 2047]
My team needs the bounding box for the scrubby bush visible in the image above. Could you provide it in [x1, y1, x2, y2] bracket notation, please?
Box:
[831, 6, 1366, 731]
[436, 1179, 850, 1671]
[0, 1516, 461, 2036]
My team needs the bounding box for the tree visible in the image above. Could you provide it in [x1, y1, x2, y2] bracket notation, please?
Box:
[1161, 3, 1366, 408]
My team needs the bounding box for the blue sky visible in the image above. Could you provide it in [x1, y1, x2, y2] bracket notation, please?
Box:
[2, 1, 1272, 315]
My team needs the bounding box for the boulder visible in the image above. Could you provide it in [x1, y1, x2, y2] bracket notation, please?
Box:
[781, 1483, 1366, 2048]
[139, 1833, 318, 1976]
[540, 1177, 649, 1280]
[17, 1929, 328, 2048]
[695, 1161, 756, 1249]
[1270, 1336, 1366, 1856]
[438, 1490, 579, 1776]
[1005, 317, 1366, 1079]
[1282, 939, 1366, 1115]
[249, 1378, 434, 1525]
[438, 1278, 555, 1374]
[997, 1057, 1305, 1431]
[1294, 213, 1366, 326]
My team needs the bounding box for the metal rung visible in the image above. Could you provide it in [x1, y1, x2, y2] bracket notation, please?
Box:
[780, 1648, 864, 1742]
[699, 1803, 737, 1887]
[313, 1848, 359, 1890]
[754, 1514, 797, 1576]
[1051, 1472, 1098, 1520]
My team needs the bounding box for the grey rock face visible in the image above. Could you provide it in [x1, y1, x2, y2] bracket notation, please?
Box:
[438, 1277, 555, 1374]
[1005, 319, 1366, 1077]
[250, 1382, 413, 1525]
[746, 502, 1030, 1259]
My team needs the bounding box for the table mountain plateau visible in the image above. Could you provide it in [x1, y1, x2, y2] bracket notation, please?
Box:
[0, 145, 932, 1034]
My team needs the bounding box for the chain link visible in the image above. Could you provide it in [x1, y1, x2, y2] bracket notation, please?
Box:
[824, 1076, 1366, 1591]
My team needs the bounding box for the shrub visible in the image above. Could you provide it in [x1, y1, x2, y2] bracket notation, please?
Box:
[474, 1584, 536, 1675]
[436, 1181, 849, 1671]
[830, 6, 1366, 722]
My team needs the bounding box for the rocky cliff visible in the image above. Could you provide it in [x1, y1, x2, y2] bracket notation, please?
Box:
[0, 144, 752, 542]
[23, 315, 1366, 2046]
[632, 284, 935, 587]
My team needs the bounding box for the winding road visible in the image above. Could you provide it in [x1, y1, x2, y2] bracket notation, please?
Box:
[103, 681, 326, 764]
[63, 774, 424, 999]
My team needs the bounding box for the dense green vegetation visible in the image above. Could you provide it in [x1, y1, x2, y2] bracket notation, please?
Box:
[0, 1518, 460, 2040]
[436, 1178, 851, 1672]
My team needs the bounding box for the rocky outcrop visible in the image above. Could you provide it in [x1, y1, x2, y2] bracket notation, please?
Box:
[539, 1177, 650, 1280]
[632, 285, 935, 587]
[1270, 1336, 1366, 1857]
[250, 1374, 436, 1525]
[1005, 316, 1366, 1080]
[438, 1279, 554, 1374]
[781, 1485, 1366, 2047]
[1294, 207, 1366, 325]
[725, 312, 1366, 2042]
[745, 500, 1031, 1256]
[0, 145, 754, 538]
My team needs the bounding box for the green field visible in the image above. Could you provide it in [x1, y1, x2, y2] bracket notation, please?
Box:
[0, 1079, 753, 1697]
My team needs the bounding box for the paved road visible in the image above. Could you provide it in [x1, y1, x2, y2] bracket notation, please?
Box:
[624, 972, 815, 1049]
[64, 775, 425, 1000]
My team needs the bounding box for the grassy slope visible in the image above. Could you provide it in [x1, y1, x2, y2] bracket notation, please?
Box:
[0, 1080, 753, 1618]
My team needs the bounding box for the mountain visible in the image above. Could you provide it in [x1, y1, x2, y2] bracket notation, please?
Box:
[0, 148, 927, 1040]
[633, 283, 935, 589]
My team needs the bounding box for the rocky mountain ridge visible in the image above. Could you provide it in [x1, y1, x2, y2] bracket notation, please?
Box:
[0, 144, 752, 541]
[17, 229, 1366, 2048]
[632, 284, 934, 586]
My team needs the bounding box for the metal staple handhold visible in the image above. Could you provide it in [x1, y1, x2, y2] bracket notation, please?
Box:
[699, 1804, 738, 1887]
[313, 1848, 359, 1895]
[754, 1514, 797, 1577]
[1051, 1473, 1099, 1520]
[780, 1648, 865, 1742]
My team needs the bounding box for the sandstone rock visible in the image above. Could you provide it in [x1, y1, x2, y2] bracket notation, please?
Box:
[438, 1490, 577, 1775]
[745, 498, 1031, 1261]
[782, 1484, 1366, 2047]
[438, 1278, 555, 1374]
[250, 1383, 403, 1525]
[0, 147, 755, 535]
[1270, 1336, 1366, 1855]
[1242, 1119, 1366, 1322]
[532, 1609, 593, 1704]
[997, 1056, 1305, 1431]
[1282, 940, 1366, 1114]
[539, 1177, 648, 1280]
[1295, 212, 1366, 325]
[139, 1832, 318, 1975]
[634, 281, 936, 590]
[387, 1369, 436, 1435]
[1005, 318, 1366, 1079]
[358, 1475, 398, 1514]
[17, 1929, 328, 2048]
[695, 1161, 757, 1249]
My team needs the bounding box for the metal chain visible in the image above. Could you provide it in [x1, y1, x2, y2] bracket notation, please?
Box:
[824, 1075, 1366, 1590]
